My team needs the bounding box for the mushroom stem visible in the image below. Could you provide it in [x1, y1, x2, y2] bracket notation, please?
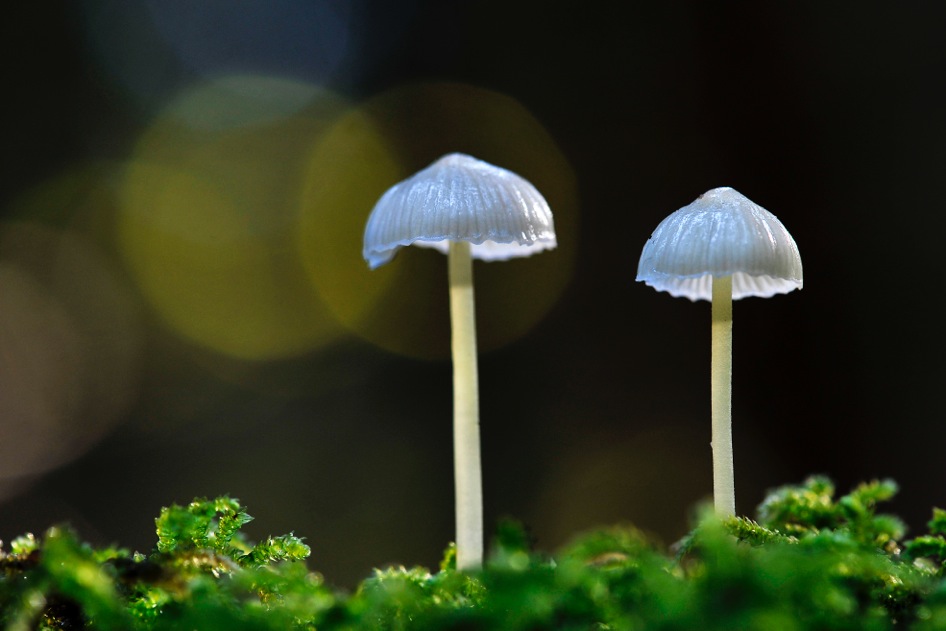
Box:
[711, 274, 735, 517]
[448, 240, 483, 570]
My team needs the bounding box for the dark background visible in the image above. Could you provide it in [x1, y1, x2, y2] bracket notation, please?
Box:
[2, 2, 945, 587]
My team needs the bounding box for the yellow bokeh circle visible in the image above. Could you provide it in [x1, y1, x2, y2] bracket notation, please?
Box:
[117, 77, 350, 360]
[298, 82, 579, 360]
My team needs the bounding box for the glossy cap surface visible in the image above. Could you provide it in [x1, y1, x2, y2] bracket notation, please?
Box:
[363, 153, 556, 269]
[637, 187, 802, 301]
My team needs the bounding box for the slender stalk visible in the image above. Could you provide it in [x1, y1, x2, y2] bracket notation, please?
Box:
[448, 240, 483, 569]
[711, 274, 735, 517]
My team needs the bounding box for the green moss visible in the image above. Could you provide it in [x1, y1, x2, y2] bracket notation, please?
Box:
[4, 481, 946, 629]
[906, 508, 946, 578]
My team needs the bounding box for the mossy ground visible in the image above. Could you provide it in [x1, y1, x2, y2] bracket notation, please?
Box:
[3, 478, 946, 630]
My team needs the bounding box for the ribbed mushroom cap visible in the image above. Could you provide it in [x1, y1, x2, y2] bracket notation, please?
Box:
[636, 187, 802, 301]
[363, 153, 556, 269]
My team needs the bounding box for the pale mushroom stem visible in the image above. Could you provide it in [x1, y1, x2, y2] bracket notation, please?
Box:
[448, 240, 483, 570]
[711, 274, 735, 517]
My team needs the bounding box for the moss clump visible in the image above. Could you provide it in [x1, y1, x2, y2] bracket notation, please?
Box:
[3, 479, 946, 629]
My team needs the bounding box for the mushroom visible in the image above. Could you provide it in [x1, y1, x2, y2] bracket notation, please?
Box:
[636, 187, 802, 517]
[363, 153, 556, 569]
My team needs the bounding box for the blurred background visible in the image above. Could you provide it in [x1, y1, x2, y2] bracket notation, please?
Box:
[1, 2, 944, 587]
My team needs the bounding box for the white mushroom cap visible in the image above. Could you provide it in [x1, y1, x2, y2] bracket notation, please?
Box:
[636, 187, 802, 301]
[363, 153, 556, 269]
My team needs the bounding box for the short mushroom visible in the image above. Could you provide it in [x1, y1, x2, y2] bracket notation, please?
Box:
[363, 153, 556, 569]
[636, 187, 802, 517]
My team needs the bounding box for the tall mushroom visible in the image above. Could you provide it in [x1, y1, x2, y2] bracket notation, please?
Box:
[636, 187, 802, 517]
[363, 153, 556, 569]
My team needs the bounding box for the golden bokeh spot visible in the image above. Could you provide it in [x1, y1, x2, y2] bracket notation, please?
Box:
[297, 110, 424, 354]
[298, 82, 579, 360]
[117, 79, 350, 360]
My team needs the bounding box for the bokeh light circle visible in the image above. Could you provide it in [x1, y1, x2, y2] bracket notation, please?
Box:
[143, 0, 353, 84]
[117, 77, 350, 360]
[298, 82, 579, 360]
[77, 0, 358, 113]
[162, 75, 332, 132]
[0, 221, 143, 486]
